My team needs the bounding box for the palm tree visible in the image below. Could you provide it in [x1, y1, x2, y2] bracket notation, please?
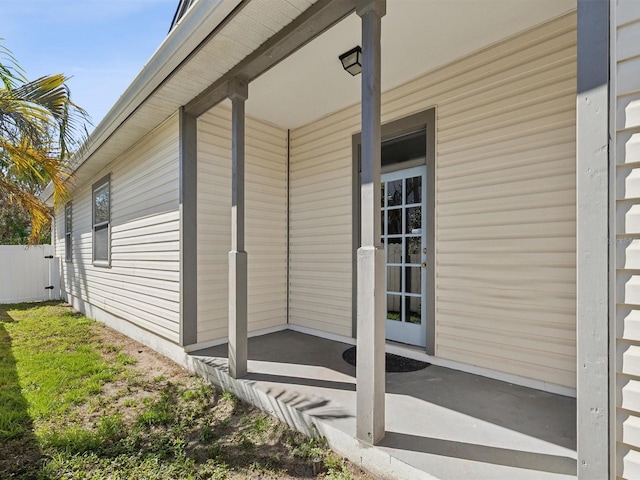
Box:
[0, 43, 89, 243]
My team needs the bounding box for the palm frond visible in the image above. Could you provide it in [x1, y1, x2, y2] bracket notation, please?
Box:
[0, 41, 26, 89]
[0, 173, 51, 243]
[0, 41, 91, 243]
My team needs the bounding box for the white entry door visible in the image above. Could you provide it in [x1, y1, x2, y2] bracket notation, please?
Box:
[382, 165, 427, 347]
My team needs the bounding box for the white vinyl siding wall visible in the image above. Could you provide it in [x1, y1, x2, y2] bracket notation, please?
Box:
[289, 13, 577, 388]
[288, 121, 354, 337]
[197, 104, 288, 343]
[614, 2, 640, 477]
[54, 115, 181, 342]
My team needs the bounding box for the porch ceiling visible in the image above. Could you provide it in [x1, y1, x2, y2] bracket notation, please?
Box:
[48, 0, 577, 199]
[247, 0, 576, 129]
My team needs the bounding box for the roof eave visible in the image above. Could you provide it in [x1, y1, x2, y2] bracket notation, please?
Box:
[42, 0, 242, 203]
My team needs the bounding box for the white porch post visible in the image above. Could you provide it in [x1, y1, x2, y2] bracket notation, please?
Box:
[576, 0, 610, 477]
[356, 0, 386, 445]
[228, 77, 248, 379]
[179, 107, 198, 347]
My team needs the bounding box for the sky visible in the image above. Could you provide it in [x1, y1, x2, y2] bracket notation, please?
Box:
[1, 0, 178, 133]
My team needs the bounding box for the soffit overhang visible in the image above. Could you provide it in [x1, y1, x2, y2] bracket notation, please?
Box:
[44, 0, 577, 202]
[45, 0, 321, 200]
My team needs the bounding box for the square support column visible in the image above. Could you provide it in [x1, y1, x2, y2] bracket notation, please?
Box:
[179, 107, 198, 347]
[356, 0, 386, 445]
[228, 77, 249, 379]
[576, 0, 610, 477]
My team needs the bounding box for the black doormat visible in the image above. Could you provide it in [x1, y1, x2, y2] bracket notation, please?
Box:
[342, 346, 430, 373]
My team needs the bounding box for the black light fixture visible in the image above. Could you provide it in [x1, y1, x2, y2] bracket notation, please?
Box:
[339, 46, 362, 76]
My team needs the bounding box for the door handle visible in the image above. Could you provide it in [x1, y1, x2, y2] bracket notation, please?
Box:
[421, 263, 427, 268]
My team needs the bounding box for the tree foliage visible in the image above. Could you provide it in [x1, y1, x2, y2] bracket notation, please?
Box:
[0, 42, 90, 244]
[0, 184, 50, 245]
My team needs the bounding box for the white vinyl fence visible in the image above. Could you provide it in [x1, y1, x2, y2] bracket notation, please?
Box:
[0, 245, 60, 304]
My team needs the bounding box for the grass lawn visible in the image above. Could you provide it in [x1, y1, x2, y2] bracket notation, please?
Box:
[0, 302, 372, 479]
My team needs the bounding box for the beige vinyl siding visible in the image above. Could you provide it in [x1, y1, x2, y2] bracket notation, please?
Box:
[288, 118, 354, 337]
[289, 13, 576, 388]
[197, 104, 288, 343]
[54, 115, 181, 342]
[614, 2, 640, 478]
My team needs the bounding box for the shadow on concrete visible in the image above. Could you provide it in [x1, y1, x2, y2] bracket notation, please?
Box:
[382, 431, 576, 476]
[385, 363, 576, 451]
[191, 329, 577, 477]
[261, 387, 353, 420]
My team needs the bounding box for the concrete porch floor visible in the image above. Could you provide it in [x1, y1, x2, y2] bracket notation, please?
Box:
[189, 330, 576, 480]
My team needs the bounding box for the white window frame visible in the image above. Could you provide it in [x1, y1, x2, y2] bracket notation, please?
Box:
[92, 174, 111, 266]
[64, 202, 72, 263]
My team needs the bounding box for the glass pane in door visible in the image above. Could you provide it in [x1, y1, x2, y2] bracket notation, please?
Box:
[387, 209, 401, 234]
[405, 267, 421, 294]
[406, 296, 421, 324]
[387, 266, 402, 293]
[382, 165, 427, 347]
[406, 176, 422, 204]
[406, 237, 421, 264]
[387, 180, 403, 206]
[387, 238, 402, 263]
[387, 294, 402, 321]
[406, 207, 421, 233]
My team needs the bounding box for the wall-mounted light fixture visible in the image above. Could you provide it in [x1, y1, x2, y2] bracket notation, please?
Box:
[339, 46, 362, 76]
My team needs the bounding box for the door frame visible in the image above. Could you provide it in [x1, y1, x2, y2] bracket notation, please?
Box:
[351, 107, 436, 355]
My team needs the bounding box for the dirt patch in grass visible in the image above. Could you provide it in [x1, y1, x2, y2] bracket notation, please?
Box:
[0, 303, 376, 479]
